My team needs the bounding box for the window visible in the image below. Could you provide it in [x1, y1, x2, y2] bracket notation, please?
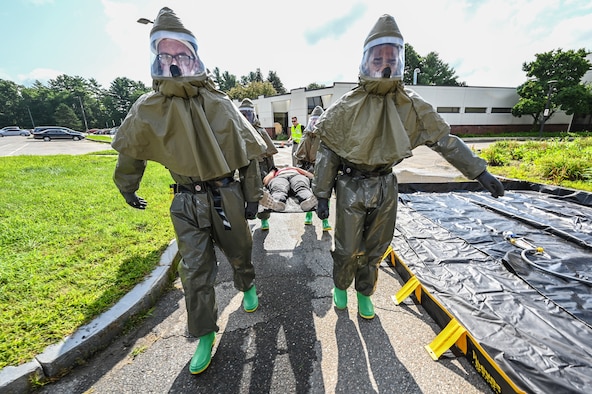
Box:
[491, 107, 512, 113]
[464, 107, 487, 113]
[436, 107, 460, 113]
[307, 96, 323, 114]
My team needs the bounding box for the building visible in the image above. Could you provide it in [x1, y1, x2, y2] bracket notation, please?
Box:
[244, 83, 576, 139]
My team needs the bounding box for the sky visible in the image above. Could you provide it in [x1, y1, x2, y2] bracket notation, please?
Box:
[1, 0, 591, 91]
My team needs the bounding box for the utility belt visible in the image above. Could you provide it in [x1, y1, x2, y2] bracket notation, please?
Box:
[339, 165, 392, 179]
[171, 177, 235, 194]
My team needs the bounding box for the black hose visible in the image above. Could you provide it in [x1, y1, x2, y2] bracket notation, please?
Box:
[520, 248, 592, 285]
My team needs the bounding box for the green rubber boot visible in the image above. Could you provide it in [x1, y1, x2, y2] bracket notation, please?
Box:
[243, 284, 259, 312]
[322, 219, 332, 232]
[357, 292, 375, 319]
[189, 331, 216, 374]
[304, 211, 313, 225]
[333, 287, 347, 310]
[261, 218, 269, 231]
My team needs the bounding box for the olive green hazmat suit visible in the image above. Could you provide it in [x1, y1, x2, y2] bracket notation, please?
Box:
[239, 98, 278, 221]
[294, 105, 324, 171]
[312, 14, 503, 297]
[112, 8, 267, 338]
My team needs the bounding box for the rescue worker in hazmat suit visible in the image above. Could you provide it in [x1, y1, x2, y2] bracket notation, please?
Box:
[239, 98, 278, 231]
[312, 14, 504, 319]
[111, 7, 267, 374]
[294, 105, 331, 231]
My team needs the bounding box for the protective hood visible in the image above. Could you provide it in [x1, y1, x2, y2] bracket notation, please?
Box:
[112, 7, 266, 178]
[238, 98, 278, 159]
[304, 105, 324, 132]
[239, 98, 257, 125]
[359, 14, 404, 80]
[149, 7, 205, 78]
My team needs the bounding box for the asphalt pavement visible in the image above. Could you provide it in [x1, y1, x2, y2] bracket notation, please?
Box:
[0, 138, 494, 393]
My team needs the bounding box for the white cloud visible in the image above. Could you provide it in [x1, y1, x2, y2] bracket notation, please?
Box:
[91, 0, 592, 90]
[17, 68, 64, 86]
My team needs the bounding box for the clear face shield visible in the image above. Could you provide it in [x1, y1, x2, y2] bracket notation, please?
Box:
[359, 37, 404, 80]
[305, 115, 320, 132]
[150, 31, 205, 78]
[239, 107, 256, 124]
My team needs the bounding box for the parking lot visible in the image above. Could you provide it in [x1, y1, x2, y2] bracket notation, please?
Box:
[0, 136, 111, 157]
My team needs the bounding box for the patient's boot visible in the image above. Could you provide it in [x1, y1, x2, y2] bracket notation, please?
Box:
[243, 284, 259, 312]
[189, 331, 216, 374]
[357, 292, 375, 319]
[304, 211, 313, 225]
[322, 219, 332, 232]
[332, 287, 347, 309]
[260, 218, 269, 230]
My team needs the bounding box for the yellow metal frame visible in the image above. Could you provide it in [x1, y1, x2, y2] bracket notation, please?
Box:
[424, 318, 467, 360]
[384, 244, 526, 393]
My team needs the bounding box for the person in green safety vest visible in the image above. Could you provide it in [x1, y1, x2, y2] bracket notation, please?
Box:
[288, 116, 304, 165]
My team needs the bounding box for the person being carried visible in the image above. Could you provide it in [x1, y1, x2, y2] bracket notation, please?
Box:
[294, 106, 331, 231]
[261, 166, 317, 213]
[111, 7, 267, 375]
[239, 98, 278, 231]
[313, 14, 504, 320]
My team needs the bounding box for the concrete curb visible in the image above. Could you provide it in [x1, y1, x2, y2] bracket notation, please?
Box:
[0, 240, 180, 394]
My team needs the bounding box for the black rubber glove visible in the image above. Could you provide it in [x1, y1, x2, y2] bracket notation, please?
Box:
[316, 197, 329, 219]
[245, 201, 259, 220]
[476, 171, 504, 198]
[121, 192, 147, 210]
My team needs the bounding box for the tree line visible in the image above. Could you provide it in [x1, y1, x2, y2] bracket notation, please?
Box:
[0, 45, 590, 131]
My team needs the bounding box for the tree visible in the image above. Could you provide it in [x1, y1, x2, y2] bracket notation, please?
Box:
[306, 83, 326, 90]
[227, 81, 277, 101]
[212, 67, 238, 92]
[267, 71, 286, 94]
[512, 48, 592, 128]
[22, 81, 57, 127]
[403, 44, 422, 84]
[54, 103, 82, 130]
[403, 44, 464, 86]
[0, 79, 23, 126]
[105, 77, 149, 126]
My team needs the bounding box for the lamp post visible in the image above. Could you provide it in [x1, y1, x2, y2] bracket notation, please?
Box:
[538, 80, 558, 138]
[27, 106, 35, 128]
[413, 68, 421, 85]
[78, 96, 89, 132]
[137, 18, 153, 24]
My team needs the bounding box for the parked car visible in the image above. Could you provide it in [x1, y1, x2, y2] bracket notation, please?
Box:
[33, 127, 86, 141]
[32, 126, 57, 134]
[0, 126, 31, 137]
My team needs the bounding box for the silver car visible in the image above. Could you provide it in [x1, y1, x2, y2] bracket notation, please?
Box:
[0, 127, 31, 137]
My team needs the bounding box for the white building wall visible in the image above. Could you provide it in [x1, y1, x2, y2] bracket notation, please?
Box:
[240, 83, 573, 132]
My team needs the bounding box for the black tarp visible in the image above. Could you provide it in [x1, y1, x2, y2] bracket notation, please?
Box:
[392, 180, 592, 393]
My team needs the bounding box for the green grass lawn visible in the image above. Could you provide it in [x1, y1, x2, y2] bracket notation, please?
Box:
[0, 150, 174, 368]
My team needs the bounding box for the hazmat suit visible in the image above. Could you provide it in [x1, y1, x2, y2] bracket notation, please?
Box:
[293, 106, 331, 230]
[294, 105, 324, 172]
[312, 14, 504, 319]
[111, 7, 267, 374]
[239, 98, 277, 229]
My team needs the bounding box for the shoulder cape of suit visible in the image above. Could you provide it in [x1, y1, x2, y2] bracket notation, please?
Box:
[112, 76, 267, 179]
[316, 77, 460, 167]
